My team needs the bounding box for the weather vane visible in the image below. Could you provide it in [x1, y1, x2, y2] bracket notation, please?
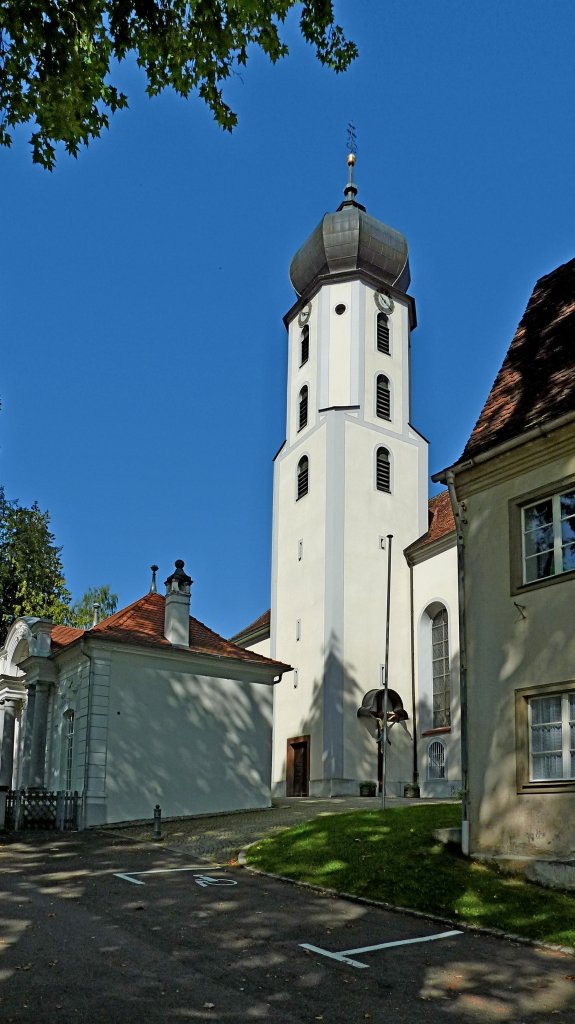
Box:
[346, 122, 357, 155]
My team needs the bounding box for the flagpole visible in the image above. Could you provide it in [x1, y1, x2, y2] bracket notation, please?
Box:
[381, 534, 393, 811]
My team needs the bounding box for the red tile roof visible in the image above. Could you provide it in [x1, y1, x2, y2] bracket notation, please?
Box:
[405, 490, 455, 556]
[50, 593, 289, 671]
[51, 624, 84, 650]
[462, 257, 575, 460]
[230, 609, 271, 643]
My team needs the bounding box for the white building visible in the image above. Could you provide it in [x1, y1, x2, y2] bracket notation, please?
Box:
[0, 561, 290, 826]
[233, 158, 461, 801]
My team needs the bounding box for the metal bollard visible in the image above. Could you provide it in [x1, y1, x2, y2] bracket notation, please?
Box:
[152, 803, 163, 842]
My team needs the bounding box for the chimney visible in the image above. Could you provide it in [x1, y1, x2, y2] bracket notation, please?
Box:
[164, 560, 192, 646]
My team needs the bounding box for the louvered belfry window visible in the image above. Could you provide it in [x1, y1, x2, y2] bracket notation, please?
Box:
[377, 313, 390, 354]
[376, 447, 390, 492]
[297, 456, 309, 500]
[300, 326, 309, 366]
[298, 386, 308, 431]
[376, 375, 391, 420]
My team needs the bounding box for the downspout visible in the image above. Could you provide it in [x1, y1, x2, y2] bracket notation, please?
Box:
[408, 561, 420, 796]
[79, 639, 93, 829]
[446, 470, 469, 855]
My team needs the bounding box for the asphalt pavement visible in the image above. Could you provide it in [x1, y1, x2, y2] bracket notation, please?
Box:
[1, 816, 574, 1023]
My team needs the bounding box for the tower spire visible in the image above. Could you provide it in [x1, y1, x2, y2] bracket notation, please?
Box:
[344, 122, 358, 203]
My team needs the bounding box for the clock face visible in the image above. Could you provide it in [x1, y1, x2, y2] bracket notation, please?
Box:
[298, 303, 312, 327]
[375, 291, 394, 314]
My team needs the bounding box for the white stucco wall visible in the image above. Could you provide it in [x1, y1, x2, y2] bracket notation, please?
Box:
[272, 276, 430, 797]
[102, 648, 274, 824]
[411, 541, 461, 798]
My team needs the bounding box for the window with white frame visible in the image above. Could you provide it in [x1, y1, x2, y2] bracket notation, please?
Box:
[529, 692, 575, 781]
[522, 487, 575, 584]
[428, 739, 446, 779]
[432, 608, 450, 728]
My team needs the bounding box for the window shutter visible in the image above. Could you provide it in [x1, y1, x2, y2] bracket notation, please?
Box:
[377, 313, 390, 354]
[376, 448, 390, 492]
[376, 375, 391, 419]
[300, 326, 309, 366]
[297, 456, 309, 500]
[298, 386, 308, 430]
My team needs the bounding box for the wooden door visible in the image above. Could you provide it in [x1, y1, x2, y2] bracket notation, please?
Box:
[286, 735, 310, 797]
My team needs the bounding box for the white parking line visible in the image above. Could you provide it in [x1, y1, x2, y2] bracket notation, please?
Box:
[300, 929, 463, 969]
[113, 867, 238, 887]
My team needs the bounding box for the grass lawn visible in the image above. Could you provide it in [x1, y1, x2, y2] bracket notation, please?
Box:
[245, 804, 575, 949]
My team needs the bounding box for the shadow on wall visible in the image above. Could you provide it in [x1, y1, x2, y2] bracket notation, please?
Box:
[465, 499, 575, 856]
[105, 665, 274, 822]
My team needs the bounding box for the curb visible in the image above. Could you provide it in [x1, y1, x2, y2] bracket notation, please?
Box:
[237, 843, 575, 959]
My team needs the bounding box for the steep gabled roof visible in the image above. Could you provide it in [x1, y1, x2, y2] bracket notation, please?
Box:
[462, 257, 575, 461]
[50, 593, 289, 671]
[230, 609, 271, 645]
[404, 490, 455, 559]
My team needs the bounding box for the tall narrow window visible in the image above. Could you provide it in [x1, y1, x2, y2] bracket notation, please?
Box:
[376, 374, 391, 420]
[428, 740, 446, 779]
[298, 386, 308, 431]
[300, 325, 309, 366]
[376, 447, 390, 493]
[432, 608, 450, 728]
[377, 313, 390, 354]
[64, 710, 75, 791]
[297, 456, 309, 500]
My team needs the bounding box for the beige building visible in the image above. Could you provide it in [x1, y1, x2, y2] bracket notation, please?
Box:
[0, 561, 290, 827]
[435, 257, 575, 860]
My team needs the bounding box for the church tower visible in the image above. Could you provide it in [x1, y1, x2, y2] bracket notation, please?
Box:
[270, 156, 429, 796]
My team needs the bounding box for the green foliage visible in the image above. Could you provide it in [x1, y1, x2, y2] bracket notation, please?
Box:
[247, 805, 575, 948]
[0, 1, 357, 169]
[66, 583, 118, 628]
[0, 487, 70, 645]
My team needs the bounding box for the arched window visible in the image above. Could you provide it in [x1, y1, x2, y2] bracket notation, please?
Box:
[297, 456, 309, 500]
[377, 313, 390, 354]
[428, 740, 446, 780]
[64, 710, 75, 791]
[432, 608, 450, 728]
[298, 386, 308, 431]
[376, 374, 391, 420]
[376, 447, 391, 493]
[300, 326, 309, 366]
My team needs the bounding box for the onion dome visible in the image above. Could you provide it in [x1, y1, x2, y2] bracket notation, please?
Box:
[289, 154, 410, 297]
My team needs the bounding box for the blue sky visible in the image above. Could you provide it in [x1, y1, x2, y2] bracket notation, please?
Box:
[2, 1, 575, 637]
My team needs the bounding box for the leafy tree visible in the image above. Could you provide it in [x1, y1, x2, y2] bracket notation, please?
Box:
[0, 487, 71, 645]
[0, 1, 357, 169]
[66, 584, 119, 629]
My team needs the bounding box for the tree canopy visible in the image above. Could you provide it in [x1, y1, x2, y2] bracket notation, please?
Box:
[66, 584, 119, 629]
[0, 1, 357, 169]
[0, 487, 70, 644]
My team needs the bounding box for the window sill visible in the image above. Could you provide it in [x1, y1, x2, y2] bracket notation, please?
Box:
[421, 726, 451, 737]
[512, 566, 575, 597]
[518, 780, 575, 795]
